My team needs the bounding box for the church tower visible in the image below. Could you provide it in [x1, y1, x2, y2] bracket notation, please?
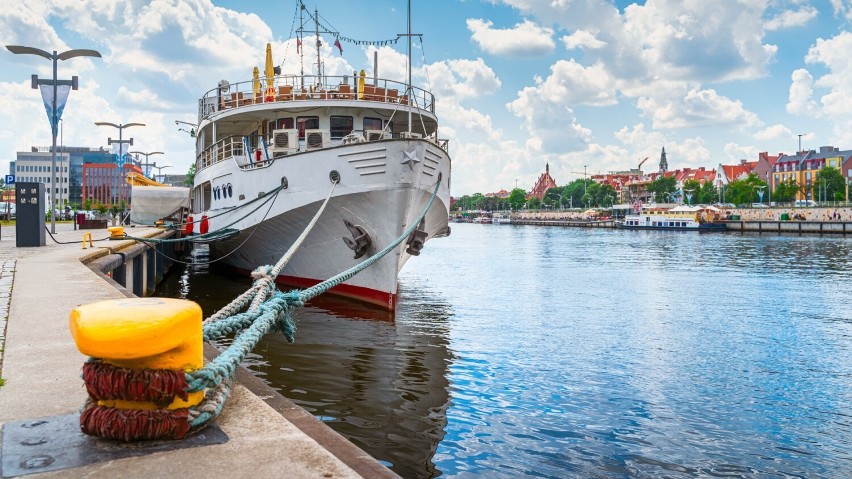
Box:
[659, 147, 668, 173]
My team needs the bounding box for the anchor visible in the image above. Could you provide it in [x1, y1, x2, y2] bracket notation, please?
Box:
[342, 220, 371, 259]
[406, 218, 428, 256]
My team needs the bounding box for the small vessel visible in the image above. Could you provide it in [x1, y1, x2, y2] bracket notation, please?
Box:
[491, 213, 511, 224]
[618, 205, 726, 231]
[186, 2, 451, 310]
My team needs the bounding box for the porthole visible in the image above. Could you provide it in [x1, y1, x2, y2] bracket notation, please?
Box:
[329, 170, 340, 183]
[281, 176, 289, 189]
[227, 183, 233, 198]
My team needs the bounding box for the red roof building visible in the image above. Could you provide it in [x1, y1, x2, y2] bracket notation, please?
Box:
[529, 163, 557, 200]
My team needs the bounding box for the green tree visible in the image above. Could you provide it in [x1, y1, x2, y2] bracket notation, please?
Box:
[681, 179, 701, 204]
[726, 173, 766, 206]
[184, 163, 196, 186]
[562, 179, 586, 209]
[527, 196, 542, 209]
[773, 179, 799, 203]
[507, 188, 527, 210]
[814, 167, 845, 202]
[544, 186, 563, 208]
[646, 176, 677, 203]
[697, 181, 719, 204]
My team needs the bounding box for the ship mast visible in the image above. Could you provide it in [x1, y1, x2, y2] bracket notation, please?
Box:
[407, 0, 412, 134]
[314, 7, 322, 84]
[299, 2, 305, 88]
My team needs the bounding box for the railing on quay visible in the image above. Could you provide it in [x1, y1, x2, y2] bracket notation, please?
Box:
[197, 74, 436, 121]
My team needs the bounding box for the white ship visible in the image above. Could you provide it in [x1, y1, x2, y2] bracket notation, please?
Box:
[186, 3, 451, 310]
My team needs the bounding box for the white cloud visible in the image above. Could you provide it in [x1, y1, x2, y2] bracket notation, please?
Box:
[723, 142, 758, 161]
[764, 6, 818, 31]
[426, 58, 501, 101]
[614, 123, 711, 168]
[466, 18, 554, 57]
[754, 124, 793, 141]
[787, 68, 820, 117]
[637, 88, 760, 129]
[561, 30, 607, 50]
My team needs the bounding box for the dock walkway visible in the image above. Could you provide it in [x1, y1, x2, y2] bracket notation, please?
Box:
[0, 222, 397, 479]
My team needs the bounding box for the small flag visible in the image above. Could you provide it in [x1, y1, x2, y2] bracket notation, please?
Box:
[296, 38, 301, 53]
[334, 38, 342, 55]
[39, 84, 71, 135]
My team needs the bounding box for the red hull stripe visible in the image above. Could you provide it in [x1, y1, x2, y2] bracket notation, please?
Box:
[231, 267, 396, 310]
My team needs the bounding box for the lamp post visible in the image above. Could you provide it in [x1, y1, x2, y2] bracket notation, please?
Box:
[153, 165, 172, 184]
[683, 188, 695, 205]
[6, 45, 101, 233]
[129, 151, 163, 179]
[95, 122, 145, 206]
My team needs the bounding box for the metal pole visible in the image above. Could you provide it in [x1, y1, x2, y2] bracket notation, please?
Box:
[50, 51, 58, 233]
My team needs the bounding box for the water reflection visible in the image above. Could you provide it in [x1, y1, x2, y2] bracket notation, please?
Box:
[157, 252, 454, 479]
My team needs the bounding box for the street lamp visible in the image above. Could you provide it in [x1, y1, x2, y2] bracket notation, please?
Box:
[683, 188, 695, 205]
[95, 122, 145, 206]
[153, 165, 172, 184]
[6, 44, 101, 233]
[129, 151, 164, 179]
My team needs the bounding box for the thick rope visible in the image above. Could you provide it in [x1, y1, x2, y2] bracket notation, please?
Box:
[184, 176, 442, 428]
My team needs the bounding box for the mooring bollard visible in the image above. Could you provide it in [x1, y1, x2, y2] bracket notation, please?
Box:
[69, 298, 205, 441]
[81, 232, 92, 249]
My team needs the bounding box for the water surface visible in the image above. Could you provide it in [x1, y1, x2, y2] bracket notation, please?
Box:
[158, 224, 852, 478]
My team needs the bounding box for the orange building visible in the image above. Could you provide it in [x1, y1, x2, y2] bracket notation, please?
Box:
[82, 163, 143, 206]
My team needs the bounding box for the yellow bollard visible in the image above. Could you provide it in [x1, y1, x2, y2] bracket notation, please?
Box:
[107, 226, 124, 239]
[69, 298, 205, 440]
[82, 232, 92, 249]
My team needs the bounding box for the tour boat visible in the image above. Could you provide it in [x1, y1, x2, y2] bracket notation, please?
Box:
[186, 4, 451, 310]
[618, 205, 726, 231]
[491, 213, 511, 224]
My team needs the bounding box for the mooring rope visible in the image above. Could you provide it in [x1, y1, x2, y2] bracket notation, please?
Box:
[184, 176, 441, 431]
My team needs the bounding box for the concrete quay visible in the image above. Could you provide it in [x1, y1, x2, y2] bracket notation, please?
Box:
[0, 222, 398, 479]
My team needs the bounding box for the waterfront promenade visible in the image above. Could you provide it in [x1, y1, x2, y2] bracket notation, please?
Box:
[0, 223, 397, 479]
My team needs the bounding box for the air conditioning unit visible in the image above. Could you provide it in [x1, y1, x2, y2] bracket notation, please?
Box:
[305, 129, 330, 150]
[399, 131, 422, 139]
[270, 129, 298, 157]
[365, 129, 387, 142]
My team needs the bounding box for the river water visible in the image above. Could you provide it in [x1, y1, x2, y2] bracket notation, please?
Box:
[157, 223, 852, 478]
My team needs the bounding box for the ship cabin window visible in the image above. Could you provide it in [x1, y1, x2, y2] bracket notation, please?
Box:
[330, 116, 354, 138]
[363, 117, 393, 134]
[275, 118, 294, 130]
[296, 116, 319, 139]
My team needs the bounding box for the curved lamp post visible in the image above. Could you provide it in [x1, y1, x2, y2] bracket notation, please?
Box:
[95, 122, 145, 206]
[153, 165, 172, 184]
[6, 45, 101, 233]
[129, 151, 163, 179]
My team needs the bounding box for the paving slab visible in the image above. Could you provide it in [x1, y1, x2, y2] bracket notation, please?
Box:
[0, 223, 397, 479]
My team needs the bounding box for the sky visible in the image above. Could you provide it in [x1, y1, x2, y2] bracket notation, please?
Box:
[2, 0, 852, 195]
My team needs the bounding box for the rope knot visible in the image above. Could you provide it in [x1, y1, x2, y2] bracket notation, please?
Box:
[250, 265, 274, 281]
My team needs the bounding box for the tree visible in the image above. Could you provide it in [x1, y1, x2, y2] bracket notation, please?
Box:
[646, 176, 677, 203]
[527, 196, 541, 210]
[562, 179, 586, 209]
[814, 167, 845, 202]
[184, 163, 196, 187]
[507, 188, 527, 210]
[682, 179, 701, 204]
[726, 173, 766, 206]
[773, 179, 799, 203]
[697, 181, 719, 204]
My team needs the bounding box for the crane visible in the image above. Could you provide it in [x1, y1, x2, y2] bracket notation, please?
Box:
[637, 157, 649, 171]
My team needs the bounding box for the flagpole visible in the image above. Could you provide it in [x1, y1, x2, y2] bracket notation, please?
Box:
[51, 50, 58, 233]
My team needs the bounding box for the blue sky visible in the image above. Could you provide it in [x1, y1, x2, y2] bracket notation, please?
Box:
[2, 0, 852, 195]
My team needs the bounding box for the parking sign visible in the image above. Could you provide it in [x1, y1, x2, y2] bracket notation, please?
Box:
[4, 175, 14, 185]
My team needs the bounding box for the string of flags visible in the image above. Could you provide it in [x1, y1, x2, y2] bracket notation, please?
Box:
[332, 33, 402, 47]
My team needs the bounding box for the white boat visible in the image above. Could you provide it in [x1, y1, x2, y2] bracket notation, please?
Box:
[618, 205, 726, 231]
[491, 213, 511, 224]
[186, 4, 451, 310]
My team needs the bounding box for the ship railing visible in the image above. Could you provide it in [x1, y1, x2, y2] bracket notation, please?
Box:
[197, 74, 435, 121]
[196, 135, 246, 172]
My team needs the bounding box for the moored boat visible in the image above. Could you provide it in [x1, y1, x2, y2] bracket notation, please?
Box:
[185, 3, 451, 310]
[618, 205, 726, 231]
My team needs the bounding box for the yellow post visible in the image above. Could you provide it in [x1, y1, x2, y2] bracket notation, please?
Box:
[107, 226, 124, 238]
[69, 298, 205, 440]
[82, 232, 92, 249]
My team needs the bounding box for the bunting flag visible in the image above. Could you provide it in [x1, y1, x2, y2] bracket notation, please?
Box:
[38, 84, 71, 135]
[333, 38, 343, 55]
[112, 143, 130, 167]
[296, 38, 301, 53]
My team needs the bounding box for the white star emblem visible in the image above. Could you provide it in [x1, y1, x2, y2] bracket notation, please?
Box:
[401, 149, 420, 169]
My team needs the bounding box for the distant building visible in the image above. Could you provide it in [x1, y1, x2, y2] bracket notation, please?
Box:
[160, 174, 188, 187]
[770, 146, 852, 201]
[82, 163, 144, 206]
[529, 163, 557, 201]
[658, 147, 668, 174]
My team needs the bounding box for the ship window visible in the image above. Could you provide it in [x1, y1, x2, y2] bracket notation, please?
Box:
[276, 118, 294, 130]
[296, 116, 319, 139]
[330, 116, 353, 138]
[363, 117, 383, 131]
